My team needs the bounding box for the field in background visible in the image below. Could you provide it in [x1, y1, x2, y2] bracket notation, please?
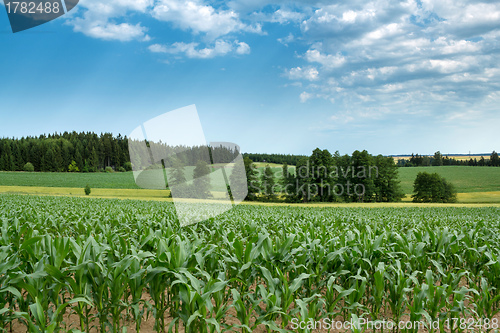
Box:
[397, 166, 500, 194]
[0, 171, 140, 189]
[392, 154, 491, 161]
[252, 164, 500, 196]
[2, 165, 500, 203]
[1, 185, 500, 205]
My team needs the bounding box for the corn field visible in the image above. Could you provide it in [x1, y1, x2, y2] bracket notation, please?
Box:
[1, 194, 500, 332]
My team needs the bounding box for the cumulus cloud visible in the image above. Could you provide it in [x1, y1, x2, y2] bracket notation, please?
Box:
[72, 21, 150, 41]
[148, 44, 168, 53]
[249, 8, 305, 24]
[151, 0, 248, 39]
[300, 91, 313, 103]
[68, 0, 260, 55]
[282, 0, 500, 120]
[272, 9, 305, 24]
[65, 0, 500, 103]
[304, 49, 346, 69]
[67, 0, 152, 41]
[148, 39, 250, 58]
[287, 66, 319, 81]
[277, 33, 295, 46]
[235, 42, 251, 55]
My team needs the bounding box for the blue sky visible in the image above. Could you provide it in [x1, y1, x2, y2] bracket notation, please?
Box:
[1, 0, 499, 156]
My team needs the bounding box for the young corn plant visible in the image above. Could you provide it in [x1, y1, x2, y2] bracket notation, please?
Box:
[127, 248, 153, 333]
[230, 288, 264, 333]
[386, 261, 418, 333]
[106, 255, 134, 333]
[0, 247, 21, 332]
[471, 277, 500, 330]
[344, 270, 368, 319]
[171, 268, 228, 333]
[67, 237, 95, 332]
[324, 271, 355, 332]
[293, 296, 325, 333]
[406, 283, 429, 333]
[221, 235, 262, 295]
[260, 265, 311, 329]
[446, 286, 474, 333]
[422, 270, 449, 332]
[369, 262, 386, 322]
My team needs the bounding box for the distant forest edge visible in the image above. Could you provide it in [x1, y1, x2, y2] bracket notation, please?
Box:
[396, 152, 500, 167]
[0, 132, 498, 172]
[0, 132, 239, 173]
[242, 153, 307, 166]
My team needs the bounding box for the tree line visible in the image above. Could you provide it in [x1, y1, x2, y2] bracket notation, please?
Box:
[397, 151, 500, 167]
[0, 132, 130, 173]
[243, 148, 405, 203]
[0, 132, 240, 173]
[243, 153, 307, 166]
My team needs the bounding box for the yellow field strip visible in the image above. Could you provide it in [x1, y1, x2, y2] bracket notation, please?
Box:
[1, 186, 500, 207]
[0, 186, 172, 200]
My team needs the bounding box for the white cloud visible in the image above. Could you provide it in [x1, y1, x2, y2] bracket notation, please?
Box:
[428, 59, 469, 74]
[271, 9, 305, 24]
[235, 42, 251, 55]
[76, 0, 153, 16]
[148, 44, 168, 53]
[67, 0, 153, 41]
[148, 39, 250, 58]
[277, 33, 295, 46]
[152, 0, 250, 40]
[287, 66, 319, 81]
[300, 91, 313, 103]
[72, 20, 150, 41]
[304, 49, 346, 69]
[280, 0, 500, 122]
[68, 0, 262, 50]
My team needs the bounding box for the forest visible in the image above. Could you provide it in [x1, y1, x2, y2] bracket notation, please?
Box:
[397, 151, 500, 167]
[245, 148, 406, 203]
[0, 132, 239, 172]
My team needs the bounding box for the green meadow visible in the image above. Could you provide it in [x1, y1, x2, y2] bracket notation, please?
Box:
[397, 166, 500, 194]
[1, 165, 500, 203]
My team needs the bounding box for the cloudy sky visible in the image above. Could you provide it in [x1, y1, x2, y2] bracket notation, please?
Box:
[1, 0, 499, 155]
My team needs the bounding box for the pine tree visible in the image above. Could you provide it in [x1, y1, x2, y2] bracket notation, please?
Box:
[229, 157, 249, 202]
[44, 148, 56, 172]
[261, 165, 276, 201]
[432, 151, 443, 166]
[491, 151, 499, 167]
[193, 160, 211, 198]
[168, 157, 187, 186]
[244, 157, 259, 201]
[90, 148, 99, 172]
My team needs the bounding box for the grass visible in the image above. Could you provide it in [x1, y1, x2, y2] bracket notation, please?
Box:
[253, 162, 289, 168]
[397, 166, 500, 194]
[0, 167, 231, 192]
[0, 185, 170, 199]
[0, 171, 141, 189]
[1, 185, 500, 206]
[2, 165, 500, 203]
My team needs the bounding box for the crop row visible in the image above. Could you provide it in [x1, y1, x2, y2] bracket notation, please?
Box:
[0, 194, 499, 332]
